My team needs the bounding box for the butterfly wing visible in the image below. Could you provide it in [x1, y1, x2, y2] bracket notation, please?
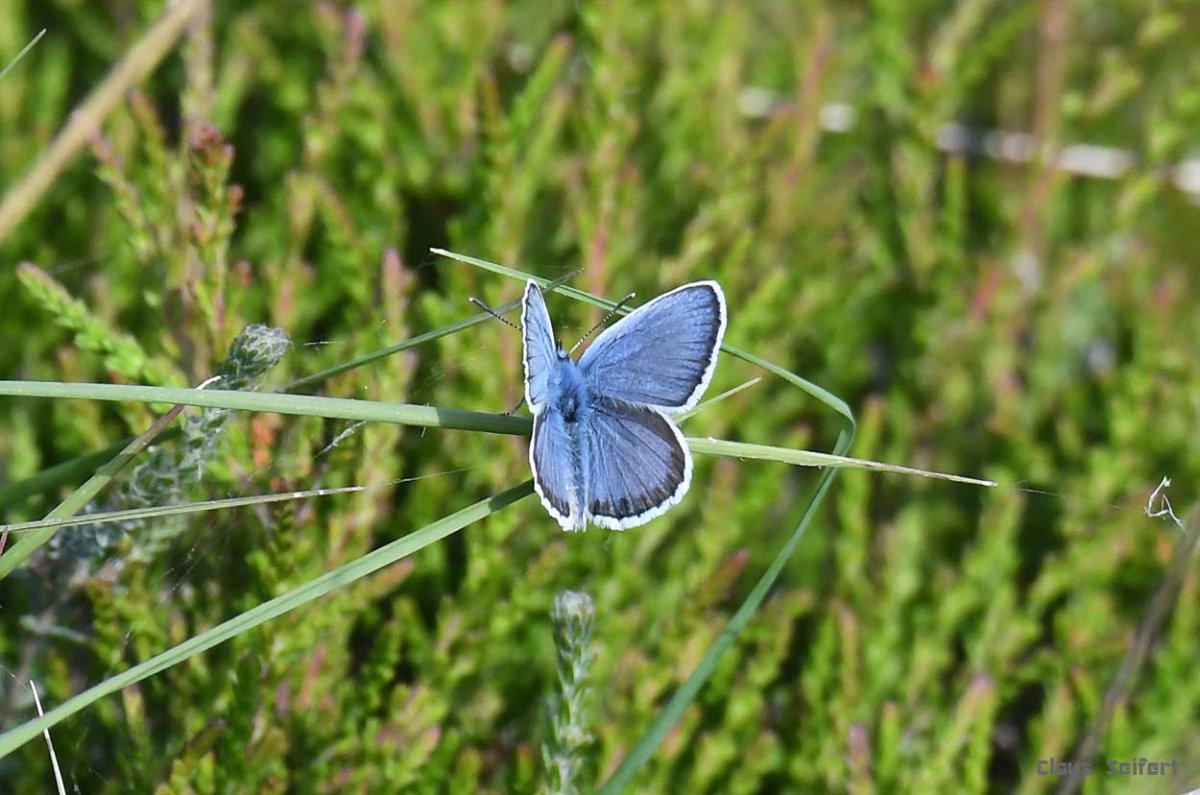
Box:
[584, 397, 691, 530]
[530, 410, 586, 531]
[577, 281, 726, 412]
[522, 281, 559, 411]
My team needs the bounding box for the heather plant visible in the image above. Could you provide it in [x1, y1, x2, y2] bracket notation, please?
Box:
[1, 2, 1199, 793]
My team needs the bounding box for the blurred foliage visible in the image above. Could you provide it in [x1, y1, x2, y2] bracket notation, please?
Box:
[2, 0, 1200, 792]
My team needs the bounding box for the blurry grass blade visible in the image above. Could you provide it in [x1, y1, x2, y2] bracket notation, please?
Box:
[721, 343, 854, 430]
[0, 0, 206, 243]
[0, 403, 187, 580]
[0, 481, 534, 760]
[0, 438, 132, 511]
[29, 679, 65, 795]
[0, 472, 464, 535]
[0, 28, 46, 83]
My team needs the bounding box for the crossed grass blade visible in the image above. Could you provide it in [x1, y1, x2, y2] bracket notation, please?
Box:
[429, 249, 859, 791]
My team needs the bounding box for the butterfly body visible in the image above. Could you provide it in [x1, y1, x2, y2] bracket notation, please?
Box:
[521, 280, 726, 532]
[544, 349, 590, 425]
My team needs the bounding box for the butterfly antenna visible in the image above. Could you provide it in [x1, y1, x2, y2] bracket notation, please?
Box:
[468, 296, 521, 332]
[469, 270, 582, 332]
[570, 292, 636, 355]
[546, 268, 584, 292]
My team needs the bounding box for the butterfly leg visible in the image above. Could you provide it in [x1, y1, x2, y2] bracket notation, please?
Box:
[502, 396, 527, 416]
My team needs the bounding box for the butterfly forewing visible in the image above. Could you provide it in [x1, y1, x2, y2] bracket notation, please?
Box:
[577, 282, 726, 412]
[521, 281, 558, 410]
[585, 397, 690, 530]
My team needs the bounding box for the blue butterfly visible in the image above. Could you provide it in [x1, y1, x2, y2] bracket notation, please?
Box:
[521, 280, 727, 531]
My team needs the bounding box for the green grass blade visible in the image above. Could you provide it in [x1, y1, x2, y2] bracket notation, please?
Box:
[687, 438, 993, 486]
[431, 248, 631, 309]
[0, 381, 981, 485]
[0, 381, 526, 436]
[0, 481, 534, 759]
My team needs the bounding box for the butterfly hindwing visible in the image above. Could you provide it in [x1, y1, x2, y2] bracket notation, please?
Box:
[584, 397, 691, 530]
[577, 281, 726, 412]
[530, 410, 585, 531]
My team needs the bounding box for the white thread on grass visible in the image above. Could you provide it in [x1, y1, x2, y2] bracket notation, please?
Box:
[1145, 476, 1184, 532]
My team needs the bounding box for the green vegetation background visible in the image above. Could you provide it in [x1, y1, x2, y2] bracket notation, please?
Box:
[2, 0, 1199, 792]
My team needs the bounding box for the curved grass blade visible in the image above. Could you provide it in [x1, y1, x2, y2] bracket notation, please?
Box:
[0, 481, 534, 759]
[600, 359, 854, 791]
[601, 403, 852, 791]
[600, 464, 843, 793]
